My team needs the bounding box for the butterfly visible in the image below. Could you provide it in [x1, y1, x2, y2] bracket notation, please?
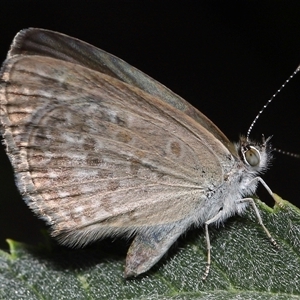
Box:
[0, 28, 279, 278]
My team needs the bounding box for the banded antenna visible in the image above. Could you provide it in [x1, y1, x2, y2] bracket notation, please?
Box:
[247, 64, 300, 141]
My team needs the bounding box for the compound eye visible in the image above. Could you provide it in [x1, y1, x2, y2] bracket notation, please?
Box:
[245, 147, 260, 166]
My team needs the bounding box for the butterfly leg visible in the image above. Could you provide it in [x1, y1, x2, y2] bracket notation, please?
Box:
[124, 222, 187, 278]
[237, 197, 278, 248]
[202, 210, 223, 280]
[250, 176, 285, 208]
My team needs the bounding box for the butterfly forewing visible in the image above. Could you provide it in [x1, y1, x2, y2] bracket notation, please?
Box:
[0, 54, 234, 246]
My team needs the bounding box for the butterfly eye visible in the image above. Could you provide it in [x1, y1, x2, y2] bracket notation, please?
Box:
[244, 146, 260, 166]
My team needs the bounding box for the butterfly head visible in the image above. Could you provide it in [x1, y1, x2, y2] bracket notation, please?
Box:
[236, 135, 272, 173]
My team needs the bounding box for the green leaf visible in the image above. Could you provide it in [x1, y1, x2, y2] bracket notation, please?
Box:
[1, 196, 300, 300]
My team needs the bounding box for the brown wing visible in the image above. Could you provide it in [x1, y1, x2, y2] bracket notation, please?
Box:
[0, 54, 233, 245]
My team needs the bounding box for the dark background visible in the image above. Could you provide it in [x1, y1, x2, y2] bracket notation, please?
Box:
[0, 1, 299, 249]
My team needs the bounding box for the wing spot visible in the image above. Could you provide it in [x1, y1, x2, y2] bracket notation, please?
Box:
[83, 137, 96, 151]
[170, 141, 181, 157]
[86, 155, 102, 166]
[107, 180, 120, 191]
[116, 130, 132, 143]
